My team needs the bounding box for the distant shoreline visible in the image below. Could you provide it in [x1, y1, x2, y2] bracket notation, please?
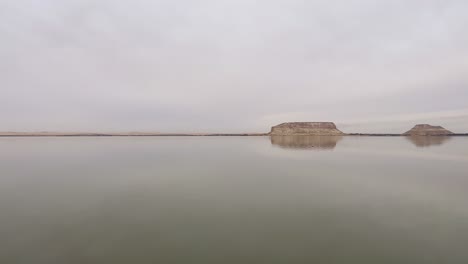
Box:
[347, 133, 468, 137]
[0, 133, 269, 137]
[1, 133, 467, 137]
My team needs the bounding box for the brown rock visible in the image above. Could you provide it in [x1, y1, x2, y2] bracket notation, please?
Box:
[403, 124, 454, 136]
[270, 122, 344, 136]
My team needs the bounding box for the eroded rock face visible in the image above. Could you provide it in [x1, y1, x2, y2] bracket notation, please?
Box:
[403, 124, 454, 136]
[270, 122, 344, 135]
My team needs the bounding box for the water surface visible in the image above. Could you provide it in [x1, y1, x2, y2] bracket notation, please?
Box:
[1, 136, 468, 263]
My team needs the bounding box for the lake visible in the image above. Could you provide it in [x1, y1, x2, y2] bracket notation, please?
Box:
[1, 136, 468, 263]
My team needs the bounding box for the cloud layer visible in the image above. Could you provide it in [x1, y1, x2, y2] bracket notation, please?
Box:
[2, 0, 468, 133]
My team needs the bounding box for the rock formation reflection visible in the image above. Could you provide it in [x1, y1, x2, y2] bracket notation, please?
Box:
[406, 136, 451, 148]
[270, 135, 343, 150]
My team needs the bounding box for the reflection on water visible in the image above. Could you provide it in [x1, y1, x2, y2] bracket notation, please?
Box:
[406, 136, 451, 147]
[1, 136, 468, 263]
[270, 135, 342, 150]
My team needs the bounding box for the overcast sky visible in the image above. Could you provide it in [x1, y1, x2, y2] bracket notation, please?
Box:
[1, 0, 468, 133]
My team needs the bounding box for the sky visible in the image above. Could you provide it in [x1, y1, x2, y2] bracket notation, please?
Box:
[1, 0, 468, 133]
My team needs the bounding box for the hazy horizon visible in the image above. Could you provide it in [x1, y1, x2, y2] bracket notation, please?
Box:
[2, 0, 468, 133]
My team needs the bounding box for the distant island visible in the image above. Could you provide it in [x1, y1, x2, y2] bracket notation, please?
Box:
[349, 123, 467, 136]
[270, 122, 344, 136]
[0, 122, 467, 137]
[269, 122, 466, 136]
[402, 124, 454, 136]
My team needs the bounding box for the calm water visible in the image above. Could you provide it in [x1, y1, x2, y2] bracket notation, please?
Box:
[1, 136, 468, 264]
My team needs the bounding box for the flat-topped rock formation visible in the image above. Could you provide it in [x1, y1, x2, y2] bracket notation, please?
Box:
[270, 135, 342, 150]
[403, 124, 454, 136]
[270, 122, 345, 136]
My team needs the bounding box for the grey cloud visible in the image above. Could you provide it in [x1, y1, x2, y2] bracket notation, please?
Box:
[1, 0, 468, 132]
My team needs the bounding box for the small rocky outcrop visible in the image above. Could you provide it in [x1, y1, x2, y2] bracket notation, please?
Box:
[403, 124, 454, 136]
[270, 122, 344, 136]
